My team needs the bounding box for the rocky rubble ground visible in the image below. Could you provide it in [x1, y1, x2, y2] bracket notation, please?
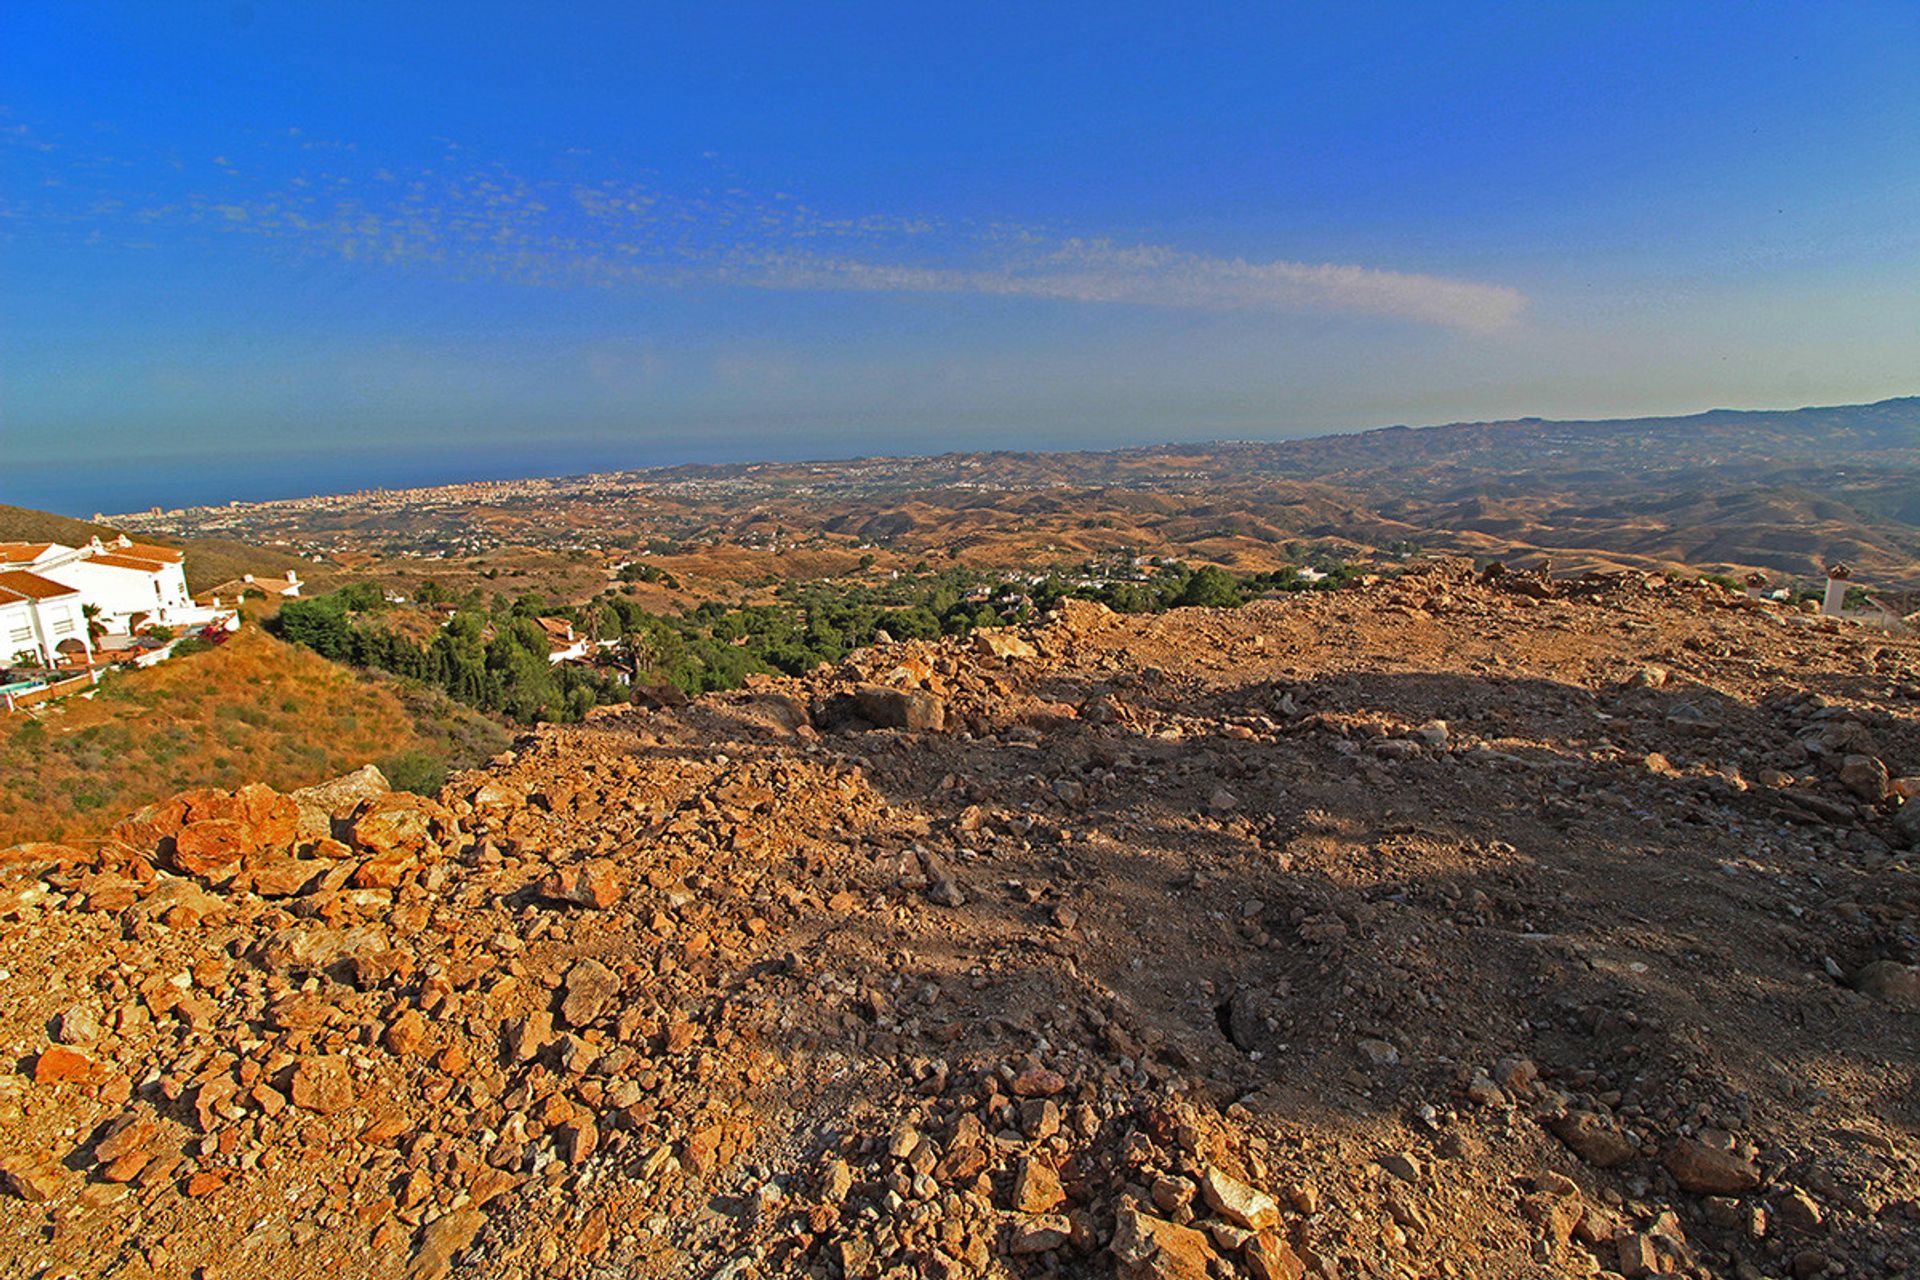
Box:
[3, 560, 1918, 1280]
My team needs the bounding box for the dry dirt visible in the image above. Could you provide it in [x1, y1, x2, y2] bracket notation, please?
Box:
[3, 561, 1918, 1280]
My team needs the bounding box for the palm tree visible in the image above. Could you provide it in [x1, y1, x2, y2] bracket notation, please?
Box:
[81, 603, 106, 643]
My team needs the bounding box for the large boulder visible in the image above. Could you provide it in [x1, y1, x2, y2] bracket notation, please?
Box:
[225, 782, 304, 847]
[290, 765, 390, 842]
[132, 876, 229, 927]
[407, 1207, 487, 1280]
[116, 783, 302, 875]
[1200, 1166, 1281, 1230]
[813, 684, 949, 733]
[852, 685, 947, 732]
[1665, 1137, 1762, 1195]
[1547, 1110, 1637, 1167]
[108, 788, 219, 853]
[169, 820, 254, 877]
[973, 629, 1037, 661]
[468, 781, 526, 814]
[1838, 754, 1889, 802]
[249, 924, 392, 978]
[630, 680, 689, 710]
[348, 791, 457, 860]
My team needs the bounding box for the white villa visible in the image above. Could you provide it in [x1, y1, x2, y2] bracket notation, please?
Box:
[0, 536, 229, 666]
[535, 616, 593, 664]
[0, 569, 91, 669]
[203, 568, 306, 608]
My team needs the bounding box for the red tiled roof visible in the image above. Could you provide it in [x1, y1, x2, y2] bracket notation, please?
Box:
[120, 542, 185, 563]
[0, 542, 57, 565]
[0, 569, 82, 601]
[90, 553, 171, 572]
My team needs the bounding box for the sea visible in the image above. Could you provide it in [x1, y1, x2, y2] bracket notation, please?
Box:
[9, 439, 816, 518]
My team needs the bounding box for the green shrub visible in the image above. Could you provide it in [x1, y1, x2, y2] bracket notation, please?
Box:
[379, 748, 448, 796]
[1177, 565, 1243, 608]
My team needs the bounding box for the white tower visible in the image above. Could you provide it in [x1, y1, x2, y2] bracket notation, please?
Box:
[1822, 563, 1851, 618]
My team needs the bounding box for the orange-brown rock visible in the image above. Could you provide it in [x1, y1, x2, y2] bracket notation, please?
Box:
[0, 842, 96, 868]
[406, 1206, 486, 1280]
[1011, 1066, 1066, 1097]
[351, 852, 416, 890]
[34, 1045, 106, 1084]
[1244, 1231, 1306, 1280]
[227, 783, 304, 847]
[288, 1056, 355, 1114]
[93, 1114, 163, 1166]
[1201, 1165, 1281, 1230]
[1012, 1156, 1065, 1213]
[1112, 1206, 1216, 1280]
[1666, 1137, 1763, 1195]
[170, 819, 254, 876]
[536, 860, 620, 909]
[349, 792, 454, 858]
[246, 856, 323, 897]
[384, 1009, 430, 1055]
[0, 1154, 64, 1202]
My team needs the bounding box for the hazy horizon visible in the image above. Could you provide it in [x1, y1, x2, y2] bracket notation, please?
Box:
[6, 4, 1919, 514]
[3, 390, 1910, 519]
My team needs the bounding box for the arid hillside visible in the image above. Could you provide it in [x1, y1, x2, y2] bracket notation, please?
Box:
[2, 564, 1917, 1280]
[0, 629, 508, 847]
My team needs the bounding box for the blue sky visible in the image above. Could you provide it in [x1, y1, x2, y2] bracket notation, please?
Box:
[5, 2, 1919, 513]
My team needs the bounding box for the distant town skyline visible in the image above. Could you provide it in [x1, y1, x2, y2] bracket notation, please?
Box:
[6, 3, 1919, 514]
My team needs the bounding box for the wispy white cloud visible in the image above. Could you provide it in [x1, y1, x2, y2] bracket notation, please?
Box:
[739, 240, 1526, 331]
[1, 121, 1526, 332]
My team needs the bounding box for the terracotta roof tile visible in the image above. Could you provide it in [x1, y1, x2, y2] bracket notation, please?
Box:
[0, 569, 82, 601]
[89, 553, 170, 572]
[119, 542, 185, 563]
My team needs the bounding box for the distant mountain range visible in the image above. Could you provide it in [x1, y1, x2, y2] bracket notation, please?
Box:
[642, 397, 1920, 586]
[63, 395, 1920, 593]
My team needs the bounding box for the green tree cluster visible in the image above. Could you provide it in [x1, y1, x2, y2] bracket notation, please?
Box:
[272, 589, 618, 724]
[274, 556, 1372, 724]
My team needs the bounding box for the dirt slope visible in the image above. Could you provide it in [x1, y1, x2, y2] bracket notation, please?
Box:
[2, 563, 1917, 1280]
[0, 629, 508, 847]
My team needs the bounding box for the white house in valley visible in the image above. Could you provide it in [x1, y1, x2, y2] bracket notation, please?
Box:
[203, 568, 305, 607]
[0, 569, 93, 668]
[0, 536, 221, 637]
[535, 616, 593, 664]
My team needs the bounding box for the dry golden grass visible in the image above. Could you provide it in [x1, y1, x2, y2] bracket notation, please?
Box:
[0, 627, 508, 847]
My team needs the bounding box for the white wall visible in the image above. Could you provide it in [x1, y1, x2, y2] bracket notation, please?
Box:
[1, 600, 39, 664]
[0, 594, 90, 667]
[36, 559, 194, 632]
